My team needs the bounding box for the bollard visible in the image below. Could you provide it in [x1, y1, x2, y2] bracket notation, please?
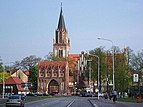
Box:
[137, 96, 142, 103]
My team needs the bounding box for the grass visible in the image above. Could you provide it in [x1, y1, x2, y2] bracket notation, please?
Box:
[25, 95, 65, 103]
[25, 96, 52, 102]
[117, 97, 140, 103]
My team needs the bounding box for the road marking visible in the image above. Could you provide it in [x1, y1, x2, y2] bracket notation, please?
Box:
[94, 104, 98, 107]
[66, 100, 75, 107]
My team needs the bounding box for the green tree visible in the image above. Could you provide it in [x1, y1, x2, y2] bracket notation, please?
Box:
[87, 47, 106, 91]
[29, 66, 38, 92]
[114, 49, 130, 92]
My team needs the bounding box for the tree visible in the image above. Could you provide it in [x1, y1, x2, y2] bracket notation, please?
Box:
[129, 50, 143, 96]
[29, 66, 38, 92]
[13, 55, 42, 71]
[115, 48, 130, 92]
[87, 47, 106, 92]
[130, 51, 143, 71]
[44, 52, 53, 61]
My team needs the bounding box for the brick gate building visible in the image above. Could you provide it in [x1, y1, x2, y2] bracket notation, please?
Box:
[37, 7, 80, 94]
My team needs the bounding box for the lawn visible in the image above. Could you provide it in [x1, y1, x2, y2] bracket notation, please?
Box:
[117, 97, 141, 103]
[25, 95, 65, 103]
[25, 96, 52, 102]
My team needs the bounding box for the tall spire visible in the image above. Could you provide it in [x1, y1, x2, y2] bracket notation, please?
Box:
[53, 4, 70, 58]
[57, 4, 66, 31]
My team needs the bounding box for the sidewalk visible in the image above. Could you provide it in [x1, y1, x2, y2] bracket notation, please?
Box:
[88, 97, 143, 107]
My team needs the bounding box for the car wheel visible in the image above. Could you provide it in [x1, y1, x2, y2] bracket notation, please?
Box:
[19, 105, 23, 107]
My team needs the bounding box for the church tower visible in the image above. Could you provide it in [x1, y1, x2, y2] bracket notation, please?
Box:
[53, 6, 70, 58]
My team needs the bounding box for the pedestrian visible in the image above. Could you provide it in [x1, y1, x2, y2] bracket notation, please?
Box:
[112, 91, 117, 103]
[109, 92, 112, 100]
[104, 92, 108, 99]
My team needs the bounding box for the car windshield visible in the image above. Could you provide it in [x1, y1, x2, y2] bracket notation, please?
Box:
[9, 95, 20, 99]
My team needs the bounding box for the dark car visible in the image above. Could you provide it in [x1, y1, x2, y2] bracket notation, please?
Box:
[6, 95, 24, 107]
[80, 92, 93, 97]
[18, 94, 26, 99]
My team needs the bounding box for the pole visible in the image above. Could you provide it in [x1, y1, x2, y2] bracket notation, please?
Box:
[2, 65, 5, 99]
[98, 37, 115, 91]
[97, 56, 100, 100]
[90, 61, 91, 92]
[112, 43, 115, 91]
[88, 53, 100, 100]
[88, 60, 92, 92]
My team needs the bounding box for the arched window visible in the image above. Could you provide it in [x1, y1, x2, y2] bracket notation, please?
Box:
[53, 66, 58, 77]
[46, 65, 51, 77]
[40, 67, 45, 77]
[59, 66, 65, 77]
[59, 32, 62, 43]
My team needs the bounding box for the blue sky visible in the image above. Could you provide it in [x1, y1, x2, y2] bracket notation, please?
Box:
[0, 0, 143, 63]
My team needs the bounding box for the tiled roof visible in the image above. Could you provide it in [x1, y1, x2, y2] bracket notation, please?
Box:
[24, 71, 29, 76]
[38, 61, 67, 68]
[5, 77, 23, 85]
[68, 54, 80, 58]
[68, 54, 80, 61]
[17, 84, 25, 91]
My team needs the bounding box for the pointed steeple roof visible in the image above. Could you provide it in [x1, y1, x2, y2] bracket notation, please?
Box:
[57, 6, 66, 31]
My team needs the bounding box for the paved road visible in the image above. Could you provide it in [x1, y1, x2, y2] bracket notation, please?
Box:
[1, 96, 143, 107]
[25, 96, 93, 107]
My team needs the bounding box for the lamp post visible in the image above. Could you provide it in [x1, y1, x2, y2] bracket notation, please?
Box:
[2, 65, 5, 99]
[88, 60, 92, 93]
[87, 53, 100, 100]
[97, 37, 115, 91]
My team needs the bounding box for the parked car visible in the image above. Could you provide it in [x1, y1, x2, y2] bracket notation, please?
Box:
[85, 92, 93, 97]
[18, 94, 26, 99]
[6, 95, 24, 107]
[80, 92, 93, 97]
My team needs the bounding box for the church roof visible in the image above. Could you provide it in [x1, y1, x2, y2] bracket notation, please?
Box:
[57, 7, 66, 31]
[38, 61, 67, 68]
[68, 54, 80, 61]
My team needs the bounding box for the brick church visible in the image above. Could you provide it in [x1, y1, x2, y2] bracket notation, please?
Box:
[37, 6, 127, 95]
[37, 7, 85, 94]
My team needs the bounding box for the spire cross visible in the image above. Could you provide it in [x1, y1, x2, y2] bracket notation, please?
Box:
[61, 2, 62, 9]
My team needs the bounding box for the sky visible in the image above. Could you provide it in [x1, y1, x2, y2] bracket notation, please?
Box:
[0, 0, 143, 63]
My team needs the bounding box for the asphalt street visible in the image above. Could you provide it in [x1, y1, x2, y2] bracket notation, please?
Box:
[1, 96, 143, 107]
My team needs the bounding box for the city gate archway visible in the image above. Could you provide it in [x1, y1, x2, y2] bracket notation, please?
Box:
[48, 79, 59, 94]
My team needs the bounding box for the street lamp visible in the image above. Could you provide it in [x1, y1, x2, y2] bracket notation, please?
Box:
[87, 60, 92, 93]
[2, 65, 5, 99]
[87, 53, 100, 100]
[97, 37, 115, 91]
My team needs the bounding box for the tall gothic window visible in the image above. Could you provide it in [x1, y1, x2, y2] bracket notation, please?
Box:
[59, 32, 62, 43]
[40, 67, 45, 77]
[53, 66, 58, 77]
[59, 66, 65, 77]
[56, 32, 58, 43]
[46, 65, 51, 77]
[59, 50, 63, 57]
